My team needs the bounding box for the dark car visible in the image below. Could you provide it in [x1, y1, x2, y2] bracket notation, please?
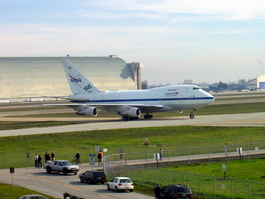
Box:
[79, 170, 107, 184]
[161, 184, 193, 199]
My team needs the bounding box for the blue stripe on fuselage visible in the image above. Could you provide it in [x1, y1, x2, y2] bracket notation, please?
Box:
[70, 97, 214, 103]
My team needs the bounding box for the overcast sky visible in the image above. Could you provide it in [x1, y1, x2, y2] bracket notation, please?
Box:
[1, 0, 265, 85]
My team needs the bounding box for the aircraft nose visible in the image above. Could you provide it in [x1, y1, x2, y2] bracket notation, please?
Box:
[208, 93, 215, 102]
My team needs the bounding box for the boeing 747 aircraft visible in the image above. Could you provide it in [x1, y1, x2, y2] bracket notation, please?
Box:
[60, 59, 214, 121]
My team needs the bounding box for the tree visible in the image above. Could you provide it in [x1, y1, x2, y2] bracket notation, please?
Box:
[218, 81, 228, 89]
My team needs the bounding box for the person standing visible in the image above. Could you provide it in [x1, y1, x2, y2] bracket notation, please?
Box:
[44, 152, 51, 163]
[34, 154, 38, 168]
[97, 150, 103, 166]
[75, 152, 81, 164]
[38, 154, 42, 168]
[51, 151, 55, 162]
[159, 148, 163, 161]
[153, 184, 162, 199]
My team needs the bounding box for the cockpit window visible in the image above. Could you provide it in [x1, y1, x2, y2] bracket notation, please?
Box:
[193, 87, 200, 90]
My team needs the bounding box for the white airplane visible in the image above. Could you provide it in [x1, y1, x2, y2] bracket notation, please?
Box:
[61, 59, 215, 121]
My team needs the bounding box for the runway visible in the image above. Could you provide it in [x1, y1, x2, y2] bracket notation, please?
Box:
[0, 112, 264, 137]
[0, 90, 264, 137]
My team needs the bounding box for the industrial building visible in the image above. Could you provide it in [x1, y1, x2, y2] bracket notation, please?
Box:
[0, 56, 144, 100]
[246, 74, 265, 90]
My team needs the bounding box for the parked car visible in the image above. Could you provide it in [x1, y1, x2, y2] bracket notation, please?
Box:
[19, 194, 48, 199]
[161, 184, 193, 199]
[107, 177, 134, 192]
[79, 170, 107, 184]
[44, 160, 79, 175]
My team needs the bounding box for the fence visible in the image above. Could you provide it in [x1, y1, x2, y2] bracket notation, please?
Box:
[1, 142, 265, 169]
[105, 165, 265, 199]
[102, 142, 265, 199]
[103, 142, 265, 171]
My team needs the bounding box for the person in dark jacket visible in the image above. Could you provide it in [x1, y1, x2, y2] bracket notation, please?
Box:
[51, 151, 55, 162]
[97, 150, 103, 166]
[38, 155, 42, 168]
[75, 152, 81, 164]
[153, 184, 162, 199]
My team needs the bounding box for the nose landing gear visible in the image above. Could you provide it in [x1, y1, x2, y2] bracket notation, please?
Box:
[190, 109, 196, 119]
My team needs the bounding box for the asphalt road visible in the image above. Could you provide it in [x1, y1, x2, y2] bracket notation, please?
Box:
[0, 112, 264, 138]
[0, 166, 152, 199]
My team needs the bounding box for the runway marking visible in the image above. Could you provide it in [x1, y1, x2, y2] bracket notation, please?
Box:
[28, 174, 110, 198]
[27, 174, 82, 191]
[98, 194, 109, 198]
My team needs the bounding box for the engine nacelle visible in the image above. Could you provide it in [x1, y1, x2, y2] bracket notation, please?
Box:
[77, 107, 98, 117]
[84, 107, 98, 116]
[120, 108, 141, 117]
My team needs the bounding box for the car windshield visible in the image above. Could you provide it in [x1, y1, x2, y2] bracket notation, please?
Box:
[62, 161, 72, 166]
[120, 179, 132, 183]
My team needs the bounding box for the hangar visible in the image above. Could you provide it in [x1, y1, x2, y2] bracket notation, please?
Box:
[0, 56, 144, 99]
[246, 74, 265, 90]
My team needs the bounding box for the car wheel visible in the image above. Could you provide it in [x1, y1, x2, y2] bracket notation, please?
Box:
[130, 189, 133, 192]
[74, 171, 77, 175]
[80, 178, 84, 182]
[63, 168, 67, 175]
[101, 182, 104, 184]
[46, 167, 51, 173]
[107, 184, 110, 190]
[115, 187, 119, 192]
[87, 179, 91, 184]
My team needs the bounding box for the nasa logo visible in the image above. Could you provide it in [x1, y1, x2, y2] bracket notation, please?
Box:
[71, 78, 82, 83]
[68, 74, 82, 83]
[84, 84, 92, 92]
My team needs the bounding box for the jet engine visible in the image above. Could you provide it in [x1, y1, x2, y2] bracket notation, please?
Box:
[120, 108, 141, 117]
[77, 107, 98, 117]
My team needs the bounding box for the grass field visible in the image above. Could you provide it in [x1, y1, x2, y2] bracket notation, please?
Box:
[0, 183, 58, 199]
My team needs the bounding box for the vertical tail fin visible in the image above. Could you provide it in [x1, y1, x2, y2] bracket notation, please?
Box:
[62, 59, 100, 95]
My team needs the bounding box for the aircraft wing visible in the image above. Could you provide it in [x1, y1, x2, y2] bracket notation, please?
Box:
[42, 103, 164, 113]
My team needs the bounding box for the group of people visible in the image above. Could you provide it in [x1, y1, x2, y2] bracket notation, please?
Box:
[34, 151, 55, 168]
[74, 150, 104, 166]
[34, 154, 42, 168]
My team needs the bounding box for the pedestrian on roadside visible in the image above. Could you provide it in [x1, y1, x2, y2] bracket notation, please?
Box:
[51, 151, 55, 162]
[153, 184, 162, 199]
[38, 154, 42, 168]
[97, 150, 103, 166]
[34, 154, 38, 168]
[44, 152, 51, 163]
[75, 152, 81, 164]
[159, 148, 163, 161]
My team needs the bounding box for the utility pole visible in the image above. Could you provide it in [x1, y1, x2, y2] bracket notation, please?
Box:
[257, 58, 264, 74]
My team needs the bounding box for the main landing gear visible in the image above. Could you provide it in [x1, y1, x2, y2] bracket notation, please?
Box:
[144, 114, 153, 119]
[122, 116, 139, 121]
[190, 109, 196, 119]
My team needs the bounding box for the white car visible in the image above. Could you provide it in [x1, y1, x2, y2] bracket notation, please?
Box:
[107, 177, 134, 192]
[19, 194, 47, 199]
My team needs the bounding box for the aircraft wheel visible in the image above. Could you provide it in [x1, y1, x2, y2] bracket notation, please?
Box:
[190, 114, 194, 119]
[144, 114, 153, 119]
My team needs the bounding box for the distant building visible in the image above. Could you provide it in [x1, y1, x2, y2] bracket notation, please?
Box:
[142, 80, 148, 89]
[183, 80, 193, 85]
[0, 56, 144, 99]
[238, 79, 246, 85]
[246, 74, 265, 90]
